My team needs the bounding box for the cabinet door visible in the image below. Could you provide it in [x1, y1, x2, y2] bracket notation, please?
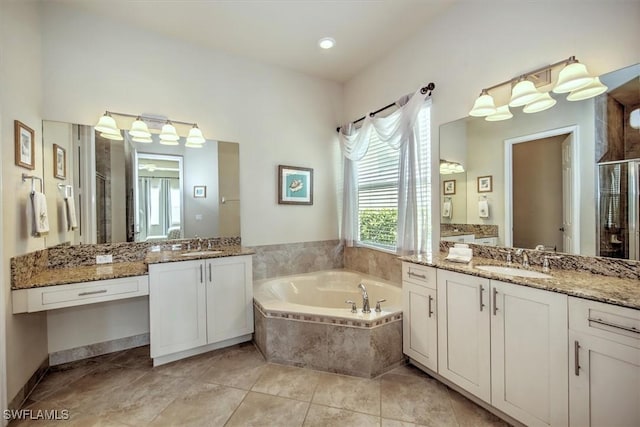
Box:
[490, 280, 568, 427]
[437, 269, 491, 402]
[403, 282, 437, 371]
[149, 260, 207, 358]
[206, 256, 253, 343]
[569, 330, 640, 427]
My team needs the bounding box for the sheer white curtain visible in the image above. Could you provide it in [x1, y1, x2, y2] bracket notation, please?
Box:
[339, 87, 431, 254]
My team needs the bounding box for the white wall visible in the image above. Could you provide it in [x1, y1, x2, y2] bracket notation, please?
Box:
[343, 0, 640, 252]
[41, 2, 343, 247]
[0, 0, 48, 404]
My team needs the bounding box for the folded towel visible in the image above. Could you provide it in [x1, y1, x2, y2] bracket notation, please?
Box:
[445, 246, 473, 263]
[442, 201, 452, 218]
[478, 200, 489, 218]
[64, 187, 78, 230]
[31, 191, 50, 236]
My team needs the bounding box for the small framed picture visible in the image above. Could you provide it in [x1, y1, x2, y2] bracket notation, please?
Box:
[193, 185, 207, 198]
[278, 165, 313, 205]
[53, 144, 66, 179]
[477, 175, 493, 193]
[443, 180, 456, 195]
[14, 120, 35, 170]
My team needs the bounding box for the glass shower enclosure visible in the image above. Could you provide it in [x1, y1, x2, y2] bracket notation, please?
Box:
[597, 160, 639, 259]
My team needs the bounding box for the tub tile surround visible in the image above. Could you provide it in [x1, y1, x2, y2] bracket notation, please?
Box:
[401, 242, 640, 309]
[254, 304, 404, 378]
[344, 245, 402, 284]
[251, 239, 344, 280]
[440, 223, 499, 238]
[10, 237, 245, 289]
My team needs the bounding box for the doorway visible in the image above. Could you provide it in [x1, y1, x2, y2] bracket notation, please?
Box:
[504, 126, 580, 253]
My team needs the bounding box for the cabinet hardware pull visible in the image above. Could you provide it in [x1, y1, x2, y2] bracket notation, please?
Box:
[492, 288, 498, 316]
[200, 264, 203, 283]
[479, 284, 485, 311]
[208, 264, 212, 282]
[574, 340, 581, 376]
[408, 271, 426, 279]
[78, 289, 107, 296]
[588, 317, 640, 334]
[428, 295, 434, 318]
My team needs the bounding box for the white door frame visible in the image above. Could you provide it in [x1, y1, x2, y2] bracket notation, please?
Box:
[504, 125, 580, 253]
[0, 120, 8, 421]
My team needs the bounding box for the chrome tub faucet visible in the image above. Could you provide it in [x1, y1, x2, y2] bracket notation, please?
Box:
[358, 283, 371, 313]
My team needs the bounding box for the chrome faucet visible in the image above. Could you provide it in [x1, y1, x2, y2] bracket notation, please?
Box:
[515, 249, 529, 268]
[358, 283, 371, 313]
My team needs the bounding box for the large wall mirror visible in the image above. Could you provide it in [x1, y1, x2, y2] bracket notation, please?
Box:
[439, 63, 639, 259]
[42, 120, 241, 245]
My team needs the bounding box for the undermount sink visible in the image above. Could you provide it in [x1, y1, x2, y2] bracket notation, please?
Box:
[180, 250, 223, 257]
[475, 265, 552, 279]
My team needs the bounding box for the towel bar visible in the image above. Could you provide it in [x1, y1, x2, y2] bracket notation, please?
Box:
[22, 173, 43, 193]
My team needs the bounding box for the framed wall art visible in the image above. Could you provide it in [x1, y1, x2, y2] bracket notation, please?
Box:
[278, 165, 313, 205]
[443, 179, 456, 195]
[53, 144, 66, 179]
[193, 185, 207, 198]
[477, 175, 493, 193]
[14, 120, 35, 170]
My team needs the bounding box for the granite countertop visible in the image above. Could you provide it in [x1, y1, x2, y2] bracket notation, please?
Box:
[400, 253, 640, 310]
[440, 231, 498, 238]
[12, 262, 148, 290]
[13, 246, 255, 290]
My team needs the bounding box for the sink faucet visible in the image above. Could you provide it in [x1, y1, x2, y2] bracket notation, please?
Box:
[358, 283, 371, 313]
[515, 249, 529, 268]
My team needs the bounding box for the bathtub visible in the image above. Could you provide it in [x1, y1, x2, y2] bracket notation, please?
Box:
[253, 269, 404, 378]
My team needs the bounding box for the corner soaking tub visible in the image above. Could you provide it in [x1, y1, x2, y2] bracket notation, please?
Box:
[253, 269, 403, 378]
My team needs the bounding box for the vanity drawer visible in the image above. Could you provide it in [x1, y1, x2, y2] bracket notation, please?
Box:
[569, 297, 640, 348]
[13, 275, 149, 314]
[402, 262, 436, 290]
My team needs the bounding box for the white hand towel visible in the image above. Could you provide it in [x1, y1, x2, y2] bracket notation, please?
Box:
[442, 201, 452, 218]
[478, 200, 490, 218]
[65, 187, 78, 230]
[31, 191, 50, 235]
[445, 246, 473, 263]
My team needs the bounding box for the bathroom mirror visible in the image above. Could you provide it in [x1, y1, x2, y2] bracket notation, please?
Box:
[42, 120, 241, 245]
[439, 63, 639, 258]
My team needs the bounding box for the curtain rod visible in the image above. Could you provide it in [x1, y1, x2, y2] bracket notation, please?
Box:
[336, 82, 435, 132]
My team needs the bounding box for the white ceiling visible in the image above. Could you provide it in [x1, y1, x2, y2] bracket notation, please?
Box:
[61, 0, 456, 83]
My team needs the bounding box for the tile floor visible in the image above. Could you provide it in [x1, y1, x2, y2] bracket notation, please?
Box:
[11, 343, 509, 426]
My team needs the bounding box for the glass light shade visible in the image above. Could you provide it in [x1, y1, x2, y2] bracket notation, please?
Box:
[318, 37, 335, 49]
[132, 135, 153, 143]
[469, 93, 496, 117]
[485, 105, 513, 121]
[186, 126, 205, 144]
[95, 114, 119, 134]
[159, 123, 179, 141]
[185, 141, 204, 148]
[523, 92, 557, 113]
[159, 137, 179, 146]
[100, 131, 123, 141]
[129, 119, 151, 138]
[509, 80, 542, 107]
[553, 62, 593, 93]
[630, 108, 640, 130]
[566, 77, 608, 101]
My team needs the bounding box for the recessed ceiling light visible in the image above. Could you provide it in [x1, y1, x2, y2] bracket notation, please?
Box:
[318, 37, 335, 49]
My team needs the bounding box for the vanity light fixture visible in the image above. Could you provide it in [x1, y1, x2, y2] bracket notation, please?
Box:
[95, 111, 207, 147]
[485, 105, 513, 121]
[468, 56, 607, 121]
[440, 160, 465, 175]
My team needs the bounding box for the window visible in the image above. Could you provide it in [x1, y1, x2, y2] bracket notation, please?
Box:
[356, 104, 431, 251]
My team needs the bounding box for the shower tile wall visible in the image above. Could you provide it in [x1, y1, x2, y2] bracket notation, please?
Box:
[343, 246, 402, 285]
[251, 240, 344, 280]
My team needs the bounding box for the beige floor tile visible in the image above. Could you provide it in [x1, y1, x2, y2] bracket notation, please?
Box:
[200, 344, 266, 389]
[304, 404, 381, 427]
[108, 345, 153, 370]
[150, 381, 247, 427]
[29, 363, 99, 402]
[251, 363, 322, 401]
[84, 371, 188, 425]
[385, 363, 430, 379]
[225, 391, 309, 427]
[447, 387, 509, 427]
[312, 373, 381, 416]
[381, 373, 457, 426]
[381, 418, 427, 427]
[12, 401, 129, 427]
[152, 350, 221, 379]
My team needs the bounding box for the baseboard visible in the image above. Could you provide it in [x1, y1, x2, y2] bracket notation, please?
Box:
[152, 334, 252, 366]
[7, 357, 49, 411]
[49, 333, 150, 366]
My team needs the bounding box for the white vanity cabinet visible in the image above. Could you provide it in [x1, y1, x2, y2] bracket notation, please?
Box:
[402, 263, 438, 371]
[568, 297, 640, 427]
[149, 255, 253, 364]
[436, 269, 568, 426]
